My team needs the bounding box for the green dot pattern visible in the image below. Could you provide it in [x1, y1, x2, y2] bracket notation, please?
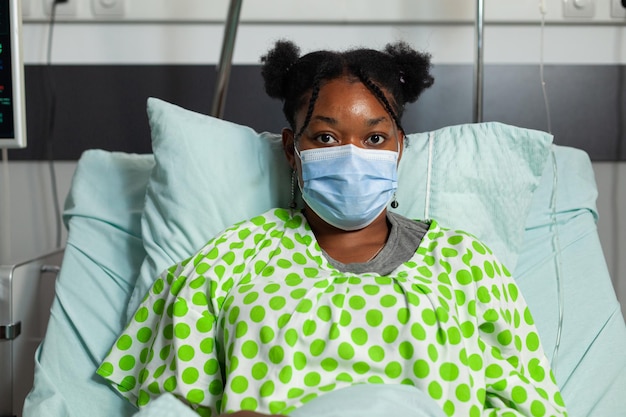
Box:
[97, 209, 567, 417]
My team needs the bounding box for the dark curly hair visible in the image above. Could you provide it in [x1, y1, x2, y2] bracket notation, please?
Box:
[261, 40, 434, 138]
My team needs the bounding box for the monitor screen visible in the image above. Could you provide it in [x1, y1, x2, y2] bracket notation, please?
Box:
[0, 0, 25, 148]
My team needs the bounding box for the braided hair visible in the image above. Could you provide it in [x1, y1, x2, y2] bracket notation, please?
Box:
[261, 40, 434, 138]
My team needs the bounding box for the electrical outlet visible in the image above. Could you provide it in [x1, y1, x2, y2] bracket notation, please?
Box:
[92, 0, 124, 17]
[611, 0, 626, 18]
[42, 0, 78, 17]
[562, 0, 595, 18]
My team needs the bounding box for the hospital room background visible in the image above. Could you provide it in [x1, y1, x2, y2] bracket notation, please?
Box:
[0, 0, 625, 416]
[0, 0, 625, 365]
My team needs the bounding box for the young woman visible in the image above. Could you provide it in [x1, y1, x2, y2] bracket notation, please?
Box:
[97, 40, 567, 417]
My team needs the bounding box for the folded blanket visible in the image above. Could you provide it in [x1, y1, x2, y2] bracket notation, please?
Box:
[133, 385, 446, 417]
[132, 394, 197, 417]
[290, 384, 446, 417]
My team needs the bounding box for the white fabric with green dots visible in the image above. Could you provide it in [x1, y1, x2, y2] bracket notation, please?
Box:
[98, 209, 566, 417]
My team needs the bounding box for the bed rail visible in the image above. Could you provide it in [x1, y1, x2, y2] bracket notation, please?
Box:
[0, 249, 64, 417]
[474, 0, 484, 123]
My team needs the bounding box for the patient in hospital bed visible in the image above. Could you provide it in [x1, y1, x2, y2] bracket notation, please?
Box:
[95, 40, 567, 417]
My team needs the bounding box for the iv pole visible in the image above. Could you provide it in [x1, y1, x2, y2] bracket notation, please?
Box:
[474, 0, 485, 123]
[211, 0, 485, 124]
[211, 0, 243, 119]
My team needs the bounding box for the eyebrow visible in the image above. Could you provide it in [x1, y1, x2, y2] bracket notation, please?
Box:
[312, 115, 389, 127]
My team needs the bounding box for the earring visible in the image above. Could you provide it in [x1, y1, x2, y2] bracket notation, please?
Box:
[391, 193, 399, 209]
[290, 170, 297, 209]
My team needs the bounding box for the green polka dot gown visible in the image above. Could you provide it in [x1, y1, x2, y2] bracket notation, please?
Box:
[97, 209, 567, 417]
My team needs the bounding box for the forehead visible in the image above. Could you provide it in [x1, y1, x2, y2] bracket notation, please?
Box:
[304, 78, 391, 122]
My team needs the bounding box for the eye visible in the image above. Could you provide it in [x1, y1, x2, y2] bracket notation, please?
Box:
[366, 134, 386, 146]
[314, 133, 338, 145]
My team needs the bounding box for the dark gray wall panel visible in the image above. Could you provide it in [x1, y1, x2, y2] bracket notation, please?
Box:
[8, 64, 625, 161]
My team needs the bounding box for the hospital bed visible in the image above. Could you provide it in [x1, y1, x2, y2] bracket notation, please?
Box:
[5, 0, 626, 414]
[4, 96, 624, 417]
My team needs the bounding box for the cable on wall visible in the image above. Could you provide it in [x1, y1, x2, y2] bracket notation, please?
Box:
[1, 148, 11, 261]
[45, 0, 64, 249]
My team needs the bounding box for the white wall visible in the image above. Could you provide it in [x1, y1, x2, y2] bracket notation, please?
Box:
[1, 0, 625, 311]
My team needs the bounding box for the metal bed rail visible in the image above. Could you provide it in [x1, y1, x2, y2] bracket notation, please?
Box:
[0, 249, 63, 417]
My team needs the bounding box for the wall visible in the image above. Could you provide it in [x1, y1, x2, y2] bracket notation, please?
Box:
[0, 0, 625, 312]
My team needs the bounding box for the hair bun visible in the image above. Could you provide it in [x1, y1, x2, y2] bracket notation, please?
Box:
[385, 41, 434, 103]
[261, 40, 301, 99]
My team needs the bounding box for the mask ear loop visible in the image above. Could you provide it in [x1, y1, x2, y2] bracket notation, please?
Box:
[291, 141, 303, 210]
[290, 170, 297, 209]
[390, 126, 403, 209]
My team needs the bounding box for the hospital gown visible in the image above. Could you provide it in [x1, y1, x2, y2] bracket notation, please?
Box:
[97, 208, 567, 417]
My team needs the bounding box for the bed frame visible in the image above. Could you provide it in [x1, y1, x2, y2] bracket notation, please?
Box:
[0, 250, 63, 417]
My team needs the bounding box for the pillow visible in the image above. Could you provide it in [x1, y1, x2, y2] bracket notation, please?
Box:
[127, 98, 291, 319]
[394, 123, 552, 272]
[126, 98, 552, 319]
[25, 150, 154, 417]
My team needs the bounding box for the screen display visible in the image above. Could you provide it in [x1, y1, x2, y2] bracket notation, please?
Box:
[0, 0, 25, 148]
[0, 0, 15, 139]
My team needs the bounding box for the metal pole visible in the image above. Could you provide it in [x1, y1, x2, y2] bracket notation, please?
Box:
[474, 0, 484, 123]
[211, 0, 243, 119]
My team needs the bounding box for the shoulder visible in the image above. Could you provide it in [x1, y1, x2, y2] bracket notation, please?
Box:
[217, 208, 305, 234]
[428, 220, 494, 254]
[173, 208, 310, 274]
[389, 213, 498, 259]
[387, 211, 429, 231]
[389, 212, 478, 244]
[425, 219, 512, 278]
[194, 208, 307, 252]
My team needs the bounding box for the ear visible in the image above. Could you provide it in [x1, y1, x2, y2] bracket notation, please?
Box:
[282, 127, 297, 170]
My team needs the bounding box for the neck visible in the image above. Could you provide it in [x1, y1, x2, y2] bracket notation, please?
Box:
[304, 207, 390, 264]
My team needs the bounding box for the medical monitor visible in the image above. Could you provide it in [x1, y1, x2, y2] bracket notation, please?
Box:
[0, 0, 25, 148]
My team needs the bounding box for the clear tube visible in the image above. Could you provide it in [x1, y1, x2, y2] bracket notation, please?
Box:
[549, 147, 564, 373]
[539, 1, 563, 373]
[539, 1, 553, 135]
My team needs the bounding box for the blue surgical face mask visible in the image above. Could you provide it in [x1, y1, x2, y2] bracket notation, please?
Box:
[295, 143, 399, 231]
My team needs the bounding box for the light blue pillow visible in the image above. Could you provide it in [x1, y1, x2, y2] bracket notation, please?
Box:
[126, 98, 552, 319]
[25, 150, 154, 417]
[128, 98, 291, 319]
[395, 123, 552, 273]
